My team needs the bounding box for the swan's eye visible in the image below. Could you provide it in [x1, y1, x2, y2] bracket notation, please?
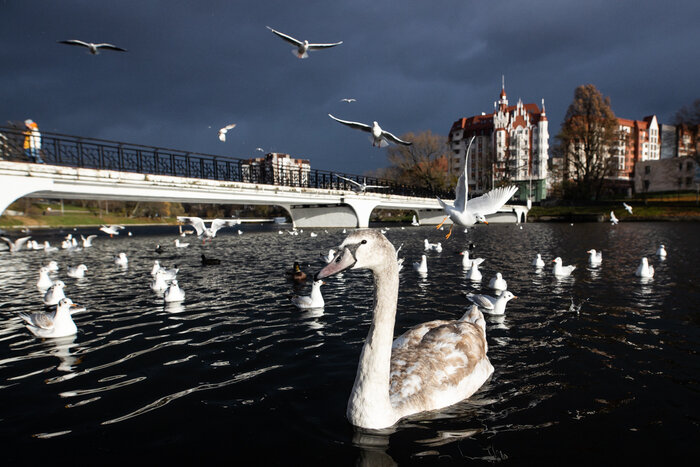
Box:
[361, 240, 367, 244]
[335, 256, 341, 263]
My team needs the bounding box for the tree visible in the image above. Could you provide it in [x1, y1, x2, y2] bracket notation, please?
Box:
[672, 98, 700, 161]
[385, 130, 452, 192]
[556, 84, 619, 200]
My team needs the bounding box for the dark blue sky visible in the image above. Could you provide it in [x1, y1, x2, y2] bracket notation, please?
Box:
[2, 0, 698, 175]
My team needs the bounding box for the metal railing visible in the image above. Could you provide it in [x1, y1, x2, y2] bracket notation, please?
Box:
[0, 126, 452, 199]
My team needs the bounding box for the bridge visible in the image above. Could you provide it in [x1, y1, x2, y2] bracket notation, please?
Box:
[0, 127, 528, 228]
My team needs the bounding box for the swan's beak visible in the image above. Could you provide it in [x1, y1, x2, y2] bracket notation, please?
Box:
[315, 248, 356, 280]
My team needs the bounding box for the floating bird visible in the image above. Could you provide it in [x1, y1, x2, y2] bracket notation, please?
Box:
[164, 280, 185, 303]
[58, 39, 127, 55]
[37, 267, 54, 290]
[100, 225, 124, 236]
[310, 232, 318, 238]
[114, 252, 128, 267]
[155, 244, 164, 254]
[411, 215, 419, 226]
[285, 262, 307, 282]
[151, 260, 162, 276]
[340, 98, 356, 103]
[436, 137, 517, 238]
[43, 241, 58, 252]
[19, 298, 80, 338]
[423, 239, 442, 252]
[623, 202, 633, 215]
[174, 239, 189, 248]
[609, 211, 619, 225]
[335, 174, 390, 194]
[635, 257, 654, 278]
[67, 264, 88, 279]
[488, 273, 507, 291]
[1, 236, 31, 252]
[460, 251, 484, 269]
[237, 230, 243, 235]
[321, 249, 336, 264]
[587, 249, 603, 266]
[656, 244, 667, 258]
[395, 243, 405, 271]
[465, 262, 482, 281]
[328, 114, 412, 147]
[266, 26, 342, 59]
[413, 254, 428, 273]
[176, 216, 240, 240]
[46, 261, 59, 272]
[43, 281, 66, 306]
[465, 291, 517, 316]
[151, 270, 170, 293]
[314, 230, 493, 429]
[218, 123, 236, 142]
[291, 279, 325, 309]
[201, 254, 221, 266]
[80, 234, 97, 247]
[532, 254, 545, 269]
[552, 257, 576, 277]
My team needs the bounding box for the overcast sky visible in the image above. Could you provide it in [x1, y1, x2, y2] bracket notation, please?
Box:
[2, 0, 698, 175]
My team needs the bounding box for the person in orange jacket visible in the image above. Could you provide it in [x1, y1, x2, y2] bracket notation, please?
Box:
[24, 119, 44, 163]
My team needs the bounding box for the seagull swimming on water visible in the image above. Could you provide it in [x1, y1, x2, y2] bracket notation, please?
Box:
[19, 298, 81, 338]
[218, 123, 236, 142]
[58, 39, 127, 55]
[266, 26, 342, 59]
[328, 114, 412, 147]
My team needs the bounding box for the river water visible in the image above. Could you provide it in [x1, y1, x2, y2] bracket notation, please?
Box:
[0, 222, 698, 465]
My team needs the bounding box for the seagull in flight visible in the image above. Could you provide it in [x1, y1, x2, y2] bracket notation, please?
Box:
[610, 211, 619, 225]
[328, 114, 412, 147]
[436, 137, 517, 238]
[623, 202, 633, 215]
[336, 175, 390, 194]
[218, 123, 237, 142]
[266, 26, 342, 59]
[58, 39, 127, 55]
[177, 216, 241, 241]
[1, 236, 31, 252]
[340, 98, 356, 103]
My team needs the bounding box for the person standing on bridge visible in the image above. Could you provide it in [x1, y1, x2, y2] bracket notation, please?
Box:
[24, 119, 44, 163]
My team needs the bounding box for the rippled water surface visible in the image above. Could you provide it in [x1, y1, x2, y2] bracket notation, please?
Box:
[1, 222, 699, 465]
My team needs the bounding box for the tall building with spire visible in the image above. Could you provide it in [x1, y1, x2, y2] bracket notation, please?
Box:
[447, 81, 549, 201]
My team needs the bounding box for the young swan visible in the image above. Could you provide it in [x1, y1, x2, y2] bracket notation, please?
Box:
[316, 230, 493, 430]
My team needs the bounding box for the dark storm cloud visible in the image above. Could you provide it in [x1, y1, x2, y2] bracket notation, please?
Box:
[2, 0, 699, 175]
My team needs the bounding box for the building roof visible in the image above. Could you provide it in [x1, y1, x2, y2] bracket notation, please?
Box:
[450, 102, 545, 133]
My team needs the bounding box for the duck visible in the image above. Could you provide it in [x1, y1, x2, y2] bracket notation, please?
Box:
[155, 244, 164, 254]
[201, 254, 221, 265]
[114, 252, 128, 266]
[151, 270, 169, 293]
[43, 281, 66, 306]
[465, 291, 517, 315]
[412, 255, 428, 273]
[291, 280, 325, 309]
[552, 257, 576, 277]
[315, 230, 493, 429]
[164, 280, 185, 302]
[19, 298, 80, 338]
[460, 251, 485, 269]
[488, 273, 507, 291]
[532, 254, 545, 269]
[285, 262, 307, 282]
[465, 261, 482, 281]
[656, 244, 667, 258]
[587, 249, 603, 266]
[37, 267, 54, 290]
[67, 264, 88, 278]
[635, 257, 654, 278]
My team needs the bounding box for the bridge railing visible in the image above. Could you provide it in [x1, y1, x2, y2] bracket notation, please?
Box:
[0, 126, 452, 199]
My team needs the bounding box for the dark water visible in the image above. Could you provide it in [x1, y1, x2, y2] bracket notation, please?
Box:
[0, 222, 698, 465]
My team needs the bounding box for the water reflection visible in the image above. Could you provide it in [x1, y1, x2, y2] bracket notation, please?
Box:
[50, 335, 79, 372]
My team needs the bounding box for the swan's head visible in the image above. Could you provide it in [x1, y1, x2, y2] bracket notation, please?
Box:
[475, 213, 488, 224]
[315, 230, 395, 279]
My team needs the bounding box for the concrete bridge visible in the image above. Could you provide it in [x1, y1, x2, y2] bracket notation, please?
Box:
[0, 160, 528, 227]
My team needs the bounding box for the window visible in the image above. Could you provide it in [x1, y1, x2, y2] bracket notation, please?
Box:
[644, 165, 651, 175]
[687, 177, 693, 186]
[643, 180, 650, 191]
[688, 161, 694, 171]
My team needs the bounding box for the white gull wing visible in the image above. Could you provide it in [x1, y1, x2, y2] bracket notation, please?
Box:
[93, 43, 127, 52]
[328, 114, 372, 133]
[266, 27, 303, 46]
[1, 236, 31, 251]
[465, 293, 495, 310]
[455, 137, 475, 211]
[307, 41, 343, 50]
[210, 218, 239, 234]
[381, 130, 412, 146]
[466, 185, 519, 216]
[177, 216, 205, 236]
[19, 309, 57, 330]
[218, 123, 236, 142]
[336, 175, 362, 187]
[58, 39, 92, 48]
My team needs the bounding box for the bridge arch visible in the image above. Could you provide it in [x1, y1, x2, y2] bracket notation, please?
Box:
[0, 175, 54, 216]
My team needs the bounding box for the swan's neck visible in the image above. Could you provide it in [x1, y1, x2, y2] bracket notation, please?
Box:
[347, 260, 399, 429]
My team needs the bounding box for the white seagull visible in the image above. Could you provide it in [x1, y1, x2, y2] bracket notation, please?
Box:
[465, 262, 482, 281]
[413, 255, 428, 273]
[533, 254, 545, 269]
[58, 39, 127, 55]
[436, 136, 518, 238]
[335, 174, 389, 194]
[266, 26, 342, 59]
[174, 239, 189, 248]
[46, 261, 59, 272]
[328, 114, 412, 147]
[114, 252, 128, 267]
[656, 244, 667, 258]
[465, 291, 517, 316]
[587, 249, 603, 266]
[411, 215, 420, 227]
[291, 280, 325, 309]
[19, 298, 80, 338]
[460, 251, 484, 269]
[67, 264, 88, 279]
[151, 270, 170, 293]
[218, 123, 236, 142]
[552, 257, 576, 277]
[635, 257, 655, 278]
[488, 273, 507, 291]
[340, 98, 356, 103]
[623, 202, 633, 215]
[609, 211, 619, 225]
[424, 239, 442, 252]
[80, 234, 97, 247]
[100, 224, 124, 236]
[37, 267, 54, 290]
[164, 280, 185, 303]
[321, 249, 336, 264]
[177, 216, 240, 240]
[43, 281, 66, 306]
[1, 236, 31, 252]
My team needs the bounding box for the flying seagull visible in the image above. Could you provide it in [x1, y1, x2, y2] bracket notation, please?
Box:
[266, 26, 342, 59]
[58, 40, 127, 55]
[340, 98, 357, 103]
[218, 123, 237, 142]
[328, 114, 412, 147]
[336, 175, 390, 194]
[1, 236, 31, 252]
[436, 137, 517, 238]
[623, 202, 633, 215]
[177, 216, 241, 241]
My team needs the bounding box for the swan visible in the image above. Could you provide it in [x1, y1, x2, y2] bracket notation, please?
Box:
[19, 298, 80, 338]
[43, 281, 66, 306]
[587, 249, 603, 266]
[635, 257, 654, 278]
[466, 291, 517, 315]
[532, 254, 545, 268]
[315, 230, 493, 429]
[465, 262, 482, 281]
[67, 264, 88, 278]
[412, 255, 428, 273]
[656, 244, 667, 258]
[164, 280, 185, 302]
[291, 280, 325, 309]
[552, 257, 576, 277]
[37, 267, 54, 290]
[488, 273, 507, 291]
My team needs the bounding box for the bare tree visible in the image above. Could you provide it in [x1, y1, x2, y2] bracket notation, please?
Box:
[556, 84, 619, 200]
[385, 130, 452, 192]
[672, 98, 700, 162]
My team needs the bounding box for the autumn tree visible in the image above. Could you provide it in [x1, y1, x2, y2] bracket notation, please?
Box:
[556, 84, 619, 200]
[384, 130, 452, 192]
